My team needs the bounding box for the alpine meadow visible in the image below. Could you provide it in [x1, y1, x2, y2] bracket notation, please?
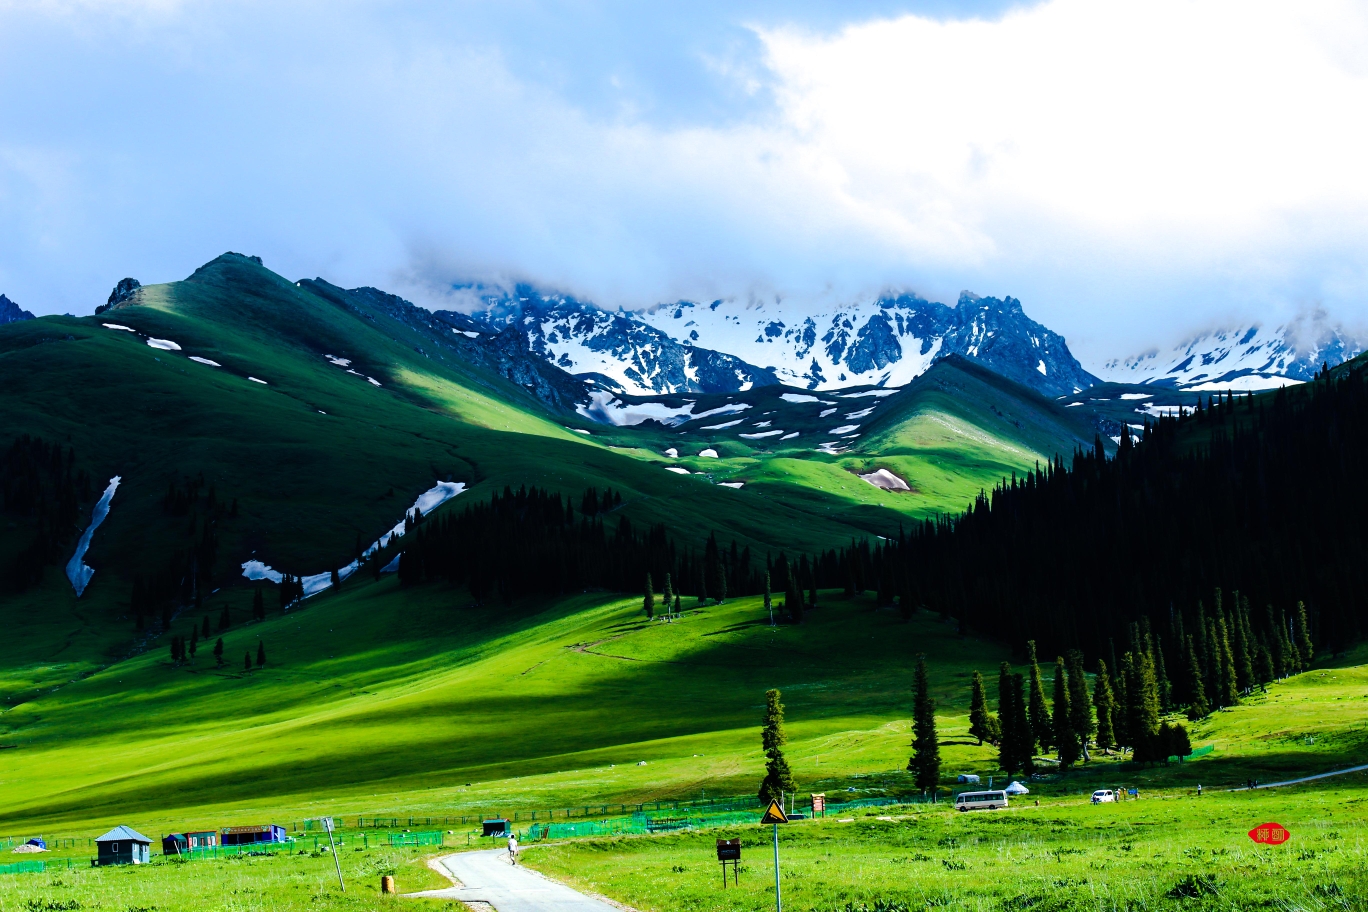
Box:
[5, 4, 1368, 910]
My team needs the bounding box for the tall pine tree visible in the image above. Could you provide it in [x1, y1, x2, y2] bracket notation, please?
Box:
[909, 656, 941, 791]
[643, 573, 655, 620]
[758, 689, 796, 804]
[1092, 659, 1116, 753]
[1026, 641, 1052, 754]
[968, 671, 999, 745]
[1052, 656, 1079, 769]
[1066, 650, 1093, 762]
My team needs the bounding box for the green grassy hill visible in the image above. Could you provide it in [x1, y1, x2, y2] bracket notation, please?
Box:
[0, 255, 1096, 705]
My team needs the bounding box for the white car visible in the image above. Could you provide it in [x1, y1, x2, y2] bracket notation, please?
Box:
[1091, 789, 1116, 804]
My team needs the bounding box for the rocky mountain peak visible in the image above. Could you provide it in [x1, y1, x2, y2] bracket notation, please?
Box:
[0, 294, 35, 325]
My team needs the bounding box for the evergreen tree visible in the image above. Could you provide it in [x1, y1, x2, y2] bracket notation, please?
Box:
[1052, 656, 1079, 769]
[997, 662, 1016, 773]
[673, 594, 682, 615]
[643, 573, 655, 620]
[1294, 601, 1314, 668]
[909, 656, 941, 790]
[1092, 660, 1116, 752]
[1185, 635, 1209, 719]
[1008, 673, 1036, 775]
[189, 635, 198, 660]
[1215, 616, 1239, 707]
[787, 572, 804, 624]
[256, 640, 266, 667]
[758, 688, 796, 804]
[662, 574, 673, 617]
[968, 671, 999, 745]
[809, 579, 818, 613]
[764, 571, 773, 625]
[213, 637, 224, 666]
[1153, 636, 1172, 712]
[1066, 650, 1093, 761]
[244, 652, 252, 671]
[1230, 594, 1253, 691]
[1026, 640, 1052, 753]
[1125, 650, 1162, 762]
[169, 636, 179, 664]
[202, 615, 211, 638]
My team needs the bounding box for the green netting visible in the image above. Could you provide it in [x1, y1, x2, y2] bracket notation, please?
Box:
[175, 840, 298, 860]
[1169, 745, 1215, 763]
[0, 861, 45, 875]
[388, 831, 444, 847]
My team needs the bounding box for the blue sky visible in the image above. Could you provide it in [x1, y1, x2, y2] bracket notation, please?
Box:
[1, 0, 1365, 361]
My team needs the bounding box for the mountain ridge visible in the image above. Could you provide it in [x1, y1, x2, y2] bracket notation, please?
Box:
[0, 293, 34, 324]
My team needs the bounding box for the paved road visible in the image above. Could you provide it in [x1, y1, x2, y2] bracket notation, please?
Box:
[1232, 762, 1368, 791]
[407, 848, 619, 912]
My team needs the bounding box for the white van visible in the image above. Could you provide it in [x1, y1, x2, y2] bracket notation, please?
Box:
[955, 790, 1008, 812]
[1091, 790, 1116, 804]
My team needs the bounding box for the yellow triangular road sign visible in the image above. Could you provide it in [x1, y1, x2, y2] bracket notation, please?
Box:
[760, 799, 789, 824]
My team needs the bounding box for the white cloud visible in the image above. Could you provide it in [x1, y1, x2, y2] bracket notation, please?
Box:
[0, 0, 1366, 360]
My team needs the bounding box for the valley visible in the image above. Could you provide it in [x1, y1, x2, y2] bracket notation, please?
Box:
[1, 254, 1365, 911]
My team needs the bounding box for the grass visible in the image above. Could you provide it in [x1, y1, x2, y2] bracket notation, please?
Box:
[0, 839, 450, 912]
[521, 782, 1368, 911]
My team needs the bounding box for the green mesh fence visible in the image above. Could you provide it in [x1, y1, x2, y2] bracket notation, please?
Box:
[1169, 745, 1215, 763]
[0, 861, 45, 875]
[387, 831, 444, 847]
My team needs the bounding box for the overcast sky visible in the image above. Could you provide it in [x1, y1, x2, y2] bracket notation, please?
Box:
[2, 0, 1366, 361]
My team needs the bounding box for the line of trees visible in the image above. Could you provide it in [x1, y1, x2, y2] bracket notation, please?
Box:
[976, 634, 1196, 774]
[1, 435, 93, 592]
[888, 365, 1367, 660]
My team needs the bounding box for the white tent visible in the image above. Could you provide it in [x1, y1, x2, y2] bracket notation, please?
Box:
[1004, 781, 1030, 795]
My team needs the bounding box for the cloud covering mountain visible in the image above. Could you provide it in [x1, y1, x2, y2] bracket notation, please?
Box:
[2, 1, 1367, 364]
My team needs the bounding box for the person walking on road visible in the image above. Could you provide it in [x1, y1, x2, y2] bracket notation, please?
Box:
[507, 833, 519, 865]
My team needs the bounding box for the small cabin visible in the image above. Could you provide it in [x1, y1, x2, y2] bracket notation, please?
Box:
[95, 826, 151, 865]
[482, 819, 510, 837]
[161, 830, 217, 855]
[221, 824, 288, 846]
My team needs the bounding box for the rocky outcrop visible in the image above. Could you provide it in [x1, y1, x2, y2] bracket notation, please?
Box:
[95, 278, 141, 315]
[0, 294, 34, 324]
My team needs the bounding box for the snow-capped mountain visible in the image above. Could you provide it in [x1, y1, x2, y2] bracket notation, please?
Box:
[1097, 314, 1365, 390]
[0, 294, 34, 324]
[638, 291, 1098, 397]
[449, 284, 1098, 398]
[441, 286, 777, 396]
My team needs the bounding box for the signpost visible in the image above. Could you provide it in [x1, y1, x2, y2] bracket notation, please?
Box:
[811, 793, 826, 818]
[322, 816, 345, 891]
[1249, 822, 1291, 845]
[716, 838, 741, 886]
[760, 799, 789, 912]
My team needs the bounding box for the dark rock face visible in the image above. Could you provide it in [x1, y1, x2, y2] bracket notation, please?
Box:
[0, 294, 35, 324]
[940, 293, 1100, 396]
[446, 285, 779, 396]
[438, 282, 1096, 396]
[95, 278, 141, 315]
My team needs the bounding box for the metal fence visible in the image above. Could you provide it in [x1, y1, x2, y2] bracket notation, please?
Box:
[0, 861, 44, 876]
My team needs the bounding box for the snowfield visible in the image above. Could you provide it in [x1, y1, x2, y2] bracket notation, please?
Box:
[66, 476, 121, 597]
[146, 338, 181, 351]
[240, 481, 466, 597]
[860, 468, 910, 491]
[102, 323, 135, 332]
[189, 356, 221, 367]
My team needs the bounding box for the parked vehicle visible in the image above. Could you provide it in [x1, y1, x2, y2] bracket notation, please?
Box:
[1091, 789, 1116, 804]
[955, 790, 1008, 812]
